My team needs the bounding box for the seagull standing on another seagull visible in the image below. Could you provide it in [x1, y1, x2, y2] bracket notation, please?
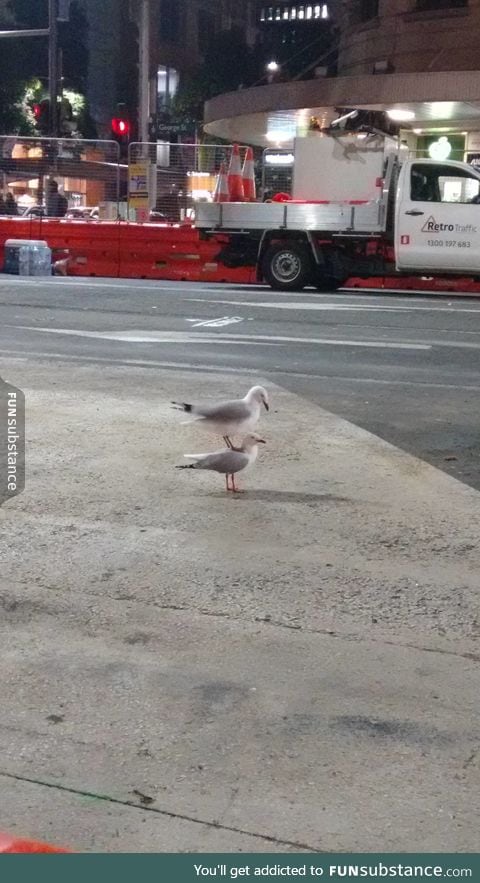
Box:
[172, 385, 269, 447]
[177, 433, 266, 493]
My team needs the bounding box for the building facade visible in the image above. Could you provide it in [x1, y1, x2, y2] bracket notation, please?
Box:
[80, 0, 258, 138]
[338, 0, 478, 76]
[204, 0, 480, 157]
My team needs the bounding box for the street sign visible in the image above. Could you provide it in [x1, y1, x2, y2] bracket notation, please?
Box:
[128, 161, 157, 220]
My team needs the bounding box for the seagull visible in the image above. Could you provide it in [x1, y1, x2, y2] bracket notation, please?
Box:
[172, 385, 269, 448]
[177, 433, 266, 493]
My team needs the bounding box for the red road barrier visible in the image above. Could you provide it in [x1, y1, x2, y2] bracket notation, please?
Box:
[1, 217, 480, 293]
[0, 218, 255, 284]
[0, 831, 69, 853]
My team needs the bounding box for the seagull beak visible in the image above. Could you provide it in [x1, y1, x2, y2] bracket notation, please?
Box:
[263, 401, 269, 411]
[257, 438, 266, 444]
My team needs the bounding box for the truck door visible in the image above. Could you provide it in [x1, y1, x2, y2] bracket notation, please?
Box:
[396, 161, 480, 272]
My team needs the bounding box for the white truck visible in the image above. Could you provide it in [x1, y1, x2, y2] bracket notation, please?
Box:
[195, 134, 480, 291]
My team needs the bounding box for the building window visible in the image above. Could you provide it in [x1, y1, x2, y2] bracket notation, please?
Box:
[159, 0, 181, 43]
[359, 0, 379, 21]
[157, 66, 179, 110]
[416, 0, 467, 9]
[260, 2, 329, 21]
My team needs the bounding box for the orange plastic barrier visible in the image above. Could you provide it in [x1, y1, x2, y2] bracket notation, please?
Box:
[0, 217, 255, 284]
[2, 218, 480, 294]
[0, 831, 69, 853]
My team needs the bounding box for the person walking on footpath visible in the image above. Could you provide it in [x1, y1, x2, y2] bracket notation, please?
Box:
[5, 192, 18, 215]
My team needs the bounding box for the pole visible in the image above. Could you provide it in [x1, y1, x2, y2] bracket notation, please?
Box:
[138, 0, 150, 144]
[48, 0, 58, 136]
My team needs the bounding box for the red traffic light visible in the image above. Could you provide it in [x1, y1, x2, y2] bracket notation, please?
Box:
[111, 117, 131, 138]
[33, 103, 41, 120]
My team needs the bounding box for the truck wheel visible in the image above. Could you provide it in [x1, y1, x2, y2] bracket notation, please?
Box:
[315, 276, 343, 292]
[315, 248, 351, 291]
[262, 243, 313, 291]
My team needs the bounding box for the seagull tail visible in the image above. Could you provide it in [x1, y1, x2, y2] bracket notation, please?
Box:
[176, 463, 197, 469]
[171, 401, 193, 413]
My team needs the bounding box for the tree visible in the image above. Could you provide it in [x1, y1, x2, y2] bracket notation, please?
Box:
[0, 4, 36, 133]
[0, 0, 95, 136]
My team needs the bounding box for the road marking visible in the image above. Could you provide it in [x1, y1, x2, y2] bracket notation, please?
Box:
[3, 276, 480, 308]
[3, 348, 480, 391]
[185, 316, 244, 328]
[186, 297, 480, 316]
[13, 326, 431, 351]
[0, 278, 258, 296]
[11, 327, 280, 347]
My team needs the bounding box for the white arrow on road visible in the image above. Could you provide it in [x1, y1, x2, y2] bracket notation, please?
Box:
[185, 316, 245, 327]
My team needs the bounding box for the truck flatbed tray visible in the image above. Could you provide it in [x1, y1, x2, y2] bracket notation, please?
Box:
[195, 201, 384, 233]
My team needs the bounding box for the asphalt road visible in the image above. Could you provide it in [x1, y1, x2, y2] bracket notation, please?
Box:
[1, 276, 479, 489]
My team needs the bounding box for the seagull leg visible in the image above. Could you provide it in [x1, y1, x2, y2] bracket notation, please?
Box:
[231, 473, 245, 494]
[225, 474, 231, 493]
[224, 436, 233, 449]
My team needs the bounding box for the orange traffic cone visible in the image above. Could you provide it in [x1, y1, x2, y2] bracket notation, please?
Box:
[0, 832, 70, 853]
[213, 161, 229, 203]
[227, 144, 244, 202]
[242, 146, 256, 202]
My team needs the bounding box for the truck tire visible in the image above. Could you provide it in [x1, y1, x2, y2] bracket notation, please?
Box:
[262, 242, 313, 291]
[315, 248, 351, 291]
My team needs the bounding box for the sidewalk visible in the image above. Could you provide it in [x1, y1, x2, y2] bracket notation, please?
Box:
[0, 359, 479, 851]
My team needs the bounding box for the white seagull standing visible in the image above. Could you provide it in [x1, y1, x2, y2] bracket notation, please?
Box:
[177, 433, 266, 493]
[172, 385, 269, 448]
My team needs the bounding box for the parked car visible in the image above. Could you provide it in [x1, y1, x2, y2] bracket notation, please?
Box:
[64, 206, 99, 220]
[149, 210, 168, 222]
[21, 204, 46, 218]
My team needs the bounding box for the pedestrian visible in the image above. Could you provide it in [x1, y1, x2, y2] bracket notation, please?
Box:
[46, 180, 68, 218]
[5, 192, 18, 216]
[0, 194, 6, 215]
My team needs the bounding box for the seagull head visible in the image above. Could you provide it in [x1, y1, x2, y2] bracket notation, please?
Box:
[246, 385, 269, 411]
[242, 433, 266, 449]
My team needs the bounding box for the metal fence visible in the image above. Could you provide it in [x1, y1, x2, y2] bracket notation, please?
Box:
[128, 141, 242, 222]
[0, 136, 274, 224]
[0, 136, 120, 220]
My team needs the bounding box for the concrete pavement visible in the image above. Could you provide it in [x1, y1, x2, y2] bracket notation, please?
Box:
[1, 358, 479, 851]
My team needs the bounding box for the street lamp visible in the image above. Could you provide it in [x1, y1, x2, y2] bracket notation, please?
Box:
[266, 60, 280, 84]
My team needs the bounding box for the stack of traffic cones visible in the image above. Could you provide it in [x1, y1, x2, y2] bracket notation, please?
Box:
[213, 161, 229, 203]
[242, 147, 256, 202]
[227, 143, 244, 202]
[0, 831, 69, 853]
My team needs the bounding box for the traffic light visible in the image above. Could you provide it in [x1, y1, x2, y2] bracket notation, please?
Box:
[111, 105, 131, 156]
[111, 117, 130, 138]
[33, 98, 50, 135]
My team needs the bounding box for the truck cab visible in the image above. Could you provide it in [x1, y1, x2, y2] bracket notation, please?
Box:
[395, 159, 480, 273]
